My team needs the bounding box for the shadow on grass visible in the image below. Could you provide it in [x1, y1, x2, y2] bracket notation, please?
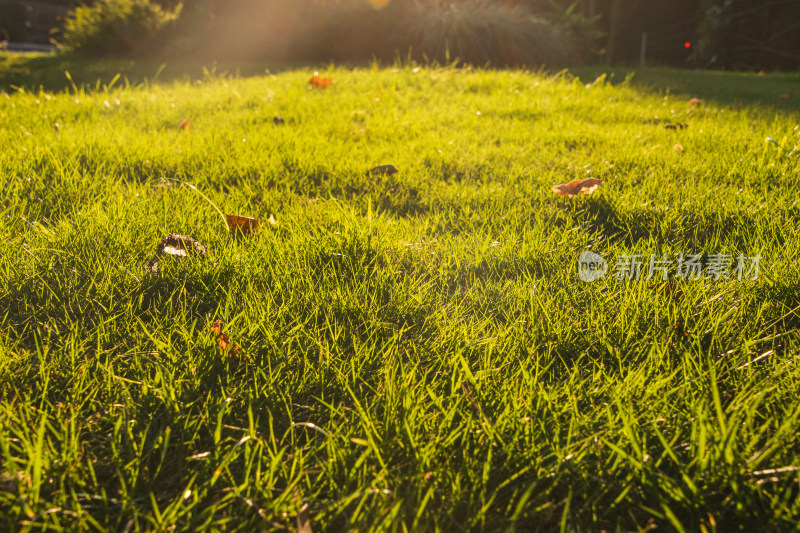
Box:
[563, 196, 789, 250]
[0, 51, 286, 92]
[568, 66, 800, 115]
[3, 51, 799, 117]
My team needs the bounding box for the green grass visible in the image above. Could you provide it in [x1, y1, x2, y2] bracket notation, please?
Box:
[1, 52, 800, 531]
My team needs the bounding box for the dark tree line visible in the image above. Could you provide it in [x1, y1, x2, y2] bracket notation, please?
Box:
[2, 0, 798, 70]
[569, 0, 798, 69]
[510, 0, 798, 69]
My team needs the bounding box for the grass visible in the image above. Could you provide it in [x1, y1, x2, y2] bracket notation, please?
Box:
[1, 51, 800, 531]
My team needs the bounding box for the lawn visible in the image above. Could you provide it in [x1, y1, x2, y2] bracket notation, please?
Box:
[1, 52, 800, 531]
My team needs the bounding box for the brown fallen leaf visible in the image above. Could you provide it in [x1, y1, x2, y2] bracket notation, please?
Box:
[758, 70, 767, 77]
[156, 233, 207, 257]
[226, 214, 260, 236]
[144, 233, 206, 274]
[179, 119, 192, 130]
[688, 98, 703, 106]
[144, 258, 160, 275]
[296, 503, 313, 533]
[150, 177, 178, 194]
[210, 319, 245, 361]
[669, 321, 692, 343]
[552, 178, 604, 198]
[649, 281, 684, 303]
[310, 75, 333, 89]
[779, 93, 790, 99]
[368, 164, 398, 176]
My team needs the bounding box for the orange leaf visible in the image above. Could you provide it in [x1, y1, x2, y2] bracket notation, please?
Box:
[179, 119, 192, 130]
[552, 178, 603, 198]
[688, 98, 703, 106]
[210, 319, 245, 361]
[226, 214, 261, 236]
[671, 321, 692, 341]
[310, 75, 333, 89]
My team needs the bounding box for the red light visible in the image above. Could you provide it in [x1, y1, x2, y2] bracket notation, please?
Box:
[684, 42, 691, 48]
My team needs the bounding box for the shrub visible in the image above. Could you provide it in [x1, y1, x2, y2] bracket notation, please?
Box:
[63, 0, 182, 56]
[299, 0, 588, 67]
[402, 0, 582, 66]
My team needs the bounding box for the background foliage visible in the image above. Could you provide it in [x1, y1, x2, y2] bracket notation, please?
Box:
[62, 0, 181, 56]
[4, 0, 797, 70]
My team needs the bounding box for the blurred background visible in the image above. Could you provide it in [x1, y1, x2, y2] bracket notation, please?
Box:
[0, 0, 798, 70]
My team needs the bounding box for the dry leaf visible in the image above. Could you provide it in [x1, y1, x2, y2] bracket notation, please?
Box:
[758, 70, 767, 77]
[156, 234, 207, 258]
[310, 75, 333, 89]
[226, 214, 260, 236]
[368, 164, 398, 176]
[296, 504, 313, 533]
[144, 234, 206, 275]
[671, 321, 692, 341]
[267, 214, 278, 226]
[210, 319, 245, 361]
[779, 93, 790, 99]
[144, 257, 160, 275]
[649, 282, 684, 303]
[179, 119, 192, 130]
[673, 143, 685, 152]
[150, 177, 177, 193]
[688, 98, 703, 106]
[552, 178, 604, 198]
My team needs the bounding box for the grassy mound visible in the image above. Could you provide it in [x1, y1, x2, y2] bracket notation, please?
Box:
[1, 56, 800, 530]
